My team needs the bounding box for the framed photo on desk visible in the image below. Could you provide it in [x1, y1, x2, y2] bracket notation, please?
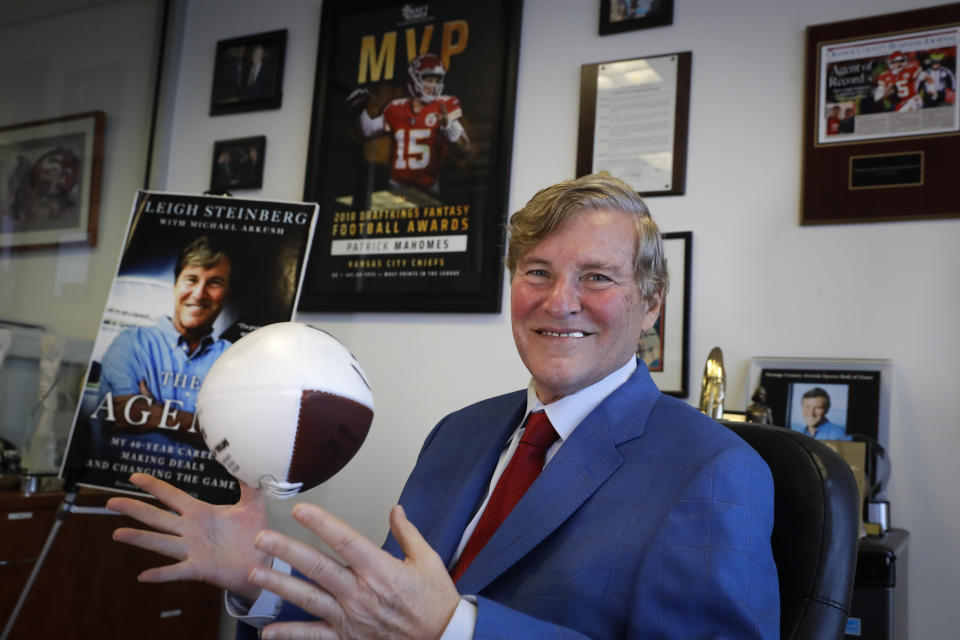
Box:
[746, 357, 892, 446]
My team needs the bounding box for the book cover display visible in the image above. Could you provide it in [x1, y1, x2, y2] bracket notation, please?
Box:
[61, 191, 318, 504]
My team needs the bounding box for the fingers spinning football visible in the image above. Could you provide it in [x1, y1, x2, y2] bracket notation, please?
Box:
[197, 322, 374, 499]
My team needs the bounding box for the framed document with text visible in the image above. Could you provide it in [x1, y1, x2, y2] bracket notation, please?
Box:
[802, 4, 960, 224]
[577, 52, 691, 197]
[300, 0, 522, 312]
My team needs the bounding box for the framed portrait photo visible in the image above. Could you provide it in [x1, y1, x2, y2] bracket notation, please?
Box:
[600, 0, 673, 35]
[210, 29, 287, 115]
[0, 111, 104, 252]
[299, 0, 523, 312]
[638, 231, 691, 397]
[746, 357, 892, 447]
[802, 4, 960, 224]
[210, 135, 266, 193]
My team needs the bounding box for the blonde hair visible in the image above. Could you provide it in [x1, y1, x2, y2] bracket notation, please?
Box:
[505, 174, 668, 299]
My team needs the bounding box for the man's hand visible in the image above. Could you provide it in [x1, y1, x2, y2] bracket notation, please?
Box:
[106, 472, 271, 601]
[249, 503, 460, 640]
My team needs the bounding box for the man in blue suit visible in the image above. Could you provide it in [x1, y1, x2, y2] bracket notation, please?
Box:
[108, 174, 779, 638]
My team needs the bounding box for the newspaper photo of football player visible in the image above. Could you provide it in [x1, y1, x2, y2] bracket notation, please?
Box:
[818, 28, 959, 144]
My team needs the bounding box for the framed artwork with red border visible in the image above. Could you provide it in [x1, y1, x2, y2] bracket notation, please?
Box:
[0, 111, 104, 252]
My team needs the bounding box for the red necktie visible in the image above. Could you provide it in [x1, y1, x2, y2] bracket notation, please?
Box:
[450, 411, 559, 582]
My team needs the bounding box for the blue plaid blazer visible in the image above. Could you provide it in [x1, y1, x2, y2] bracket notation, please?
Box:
[250, 362, 780, 639]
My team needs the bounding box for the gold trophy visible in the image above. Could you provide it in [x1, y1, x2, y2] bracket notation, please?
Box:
[698, 347, 725, 419]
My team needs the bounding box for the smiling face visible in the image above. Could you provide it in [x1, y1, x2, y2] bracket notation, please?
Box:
[801, 396, 828, 429]
[511, 209, 661, 403]
[172, 259, 231, 339]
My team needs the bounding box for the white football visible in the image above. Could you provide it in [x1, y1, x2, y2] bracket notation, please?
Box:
[196, 322, 374, 499]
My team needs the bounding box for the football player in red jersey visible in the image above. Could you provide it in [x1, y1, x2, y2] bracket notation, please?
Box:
[347, 53, 470, 193]
[873, 50, 923, 111]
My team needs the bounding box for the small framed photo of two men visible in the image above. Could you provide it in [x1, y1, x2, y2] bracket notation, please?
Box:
[746, 357, 892, 448]
[210, 29, 287, 115]
[210, 136, 266, 193]
[600, 0, 673, 36]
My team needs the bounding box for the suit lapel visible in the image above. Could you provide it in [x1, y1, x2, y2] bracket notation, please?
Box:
[455, 409, 623, 593]
[421, 396, 527, 565]
[454, 362, 661, 593]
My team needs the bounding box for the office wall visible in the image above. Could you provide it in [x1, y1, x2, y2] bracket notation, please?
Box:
[10, 0, 956, 637]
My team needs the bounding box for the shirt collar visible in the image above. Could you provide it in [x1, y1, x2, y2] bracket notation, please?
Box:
[158, 316, 217, 354]
[523, 358, 637, 443]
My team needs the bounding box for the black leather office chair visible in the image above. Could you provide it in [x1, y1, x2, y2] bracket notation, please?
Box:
[720, 421, 860, 640]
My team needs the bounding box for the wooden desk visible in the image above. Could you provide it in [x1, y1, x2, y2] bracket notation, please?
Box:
[1, 488, 221, 639]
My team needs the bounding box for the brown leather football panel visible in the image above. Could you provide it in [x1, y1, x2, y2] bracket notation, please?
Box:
[288, 390, 373, 488]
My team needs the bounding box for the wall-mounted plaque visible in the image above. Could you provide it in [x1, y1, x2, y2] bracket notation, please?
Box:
[577, 52, 691, 197]
[802, 4, 960, 224]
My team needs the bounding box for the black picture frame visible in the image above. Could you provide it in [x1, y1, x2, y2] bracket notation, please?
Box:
[210, 135, 266, 192]
[299, 0, 523, 312]
[746, 357, 892, 447]
[638, 231, 691, 397]
[210, 29, 287, 115]
[801, 4, 960, 224]
[600, 0, 673, 35]
[577, 52, 691, 197]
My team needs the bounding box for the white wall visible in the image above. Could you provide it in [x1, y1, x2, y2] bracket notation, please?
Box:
[143, 0, 960, 637]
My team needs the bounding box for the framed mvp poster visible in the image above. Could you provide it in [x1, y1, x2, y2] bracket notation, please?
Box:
[300, 0, 523, 312]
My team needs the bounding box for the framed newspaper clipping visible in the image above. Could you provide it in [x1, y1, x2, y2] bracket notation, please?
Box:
[802, 4, 960, 224]
[61, 191, 318, 504]
[300, 0, 523, 312]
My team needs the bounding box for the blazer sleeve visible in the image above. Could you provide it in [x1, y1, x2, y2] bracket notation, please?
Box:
[473, 596, 593, 639]
[622, 443, 780, 638]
